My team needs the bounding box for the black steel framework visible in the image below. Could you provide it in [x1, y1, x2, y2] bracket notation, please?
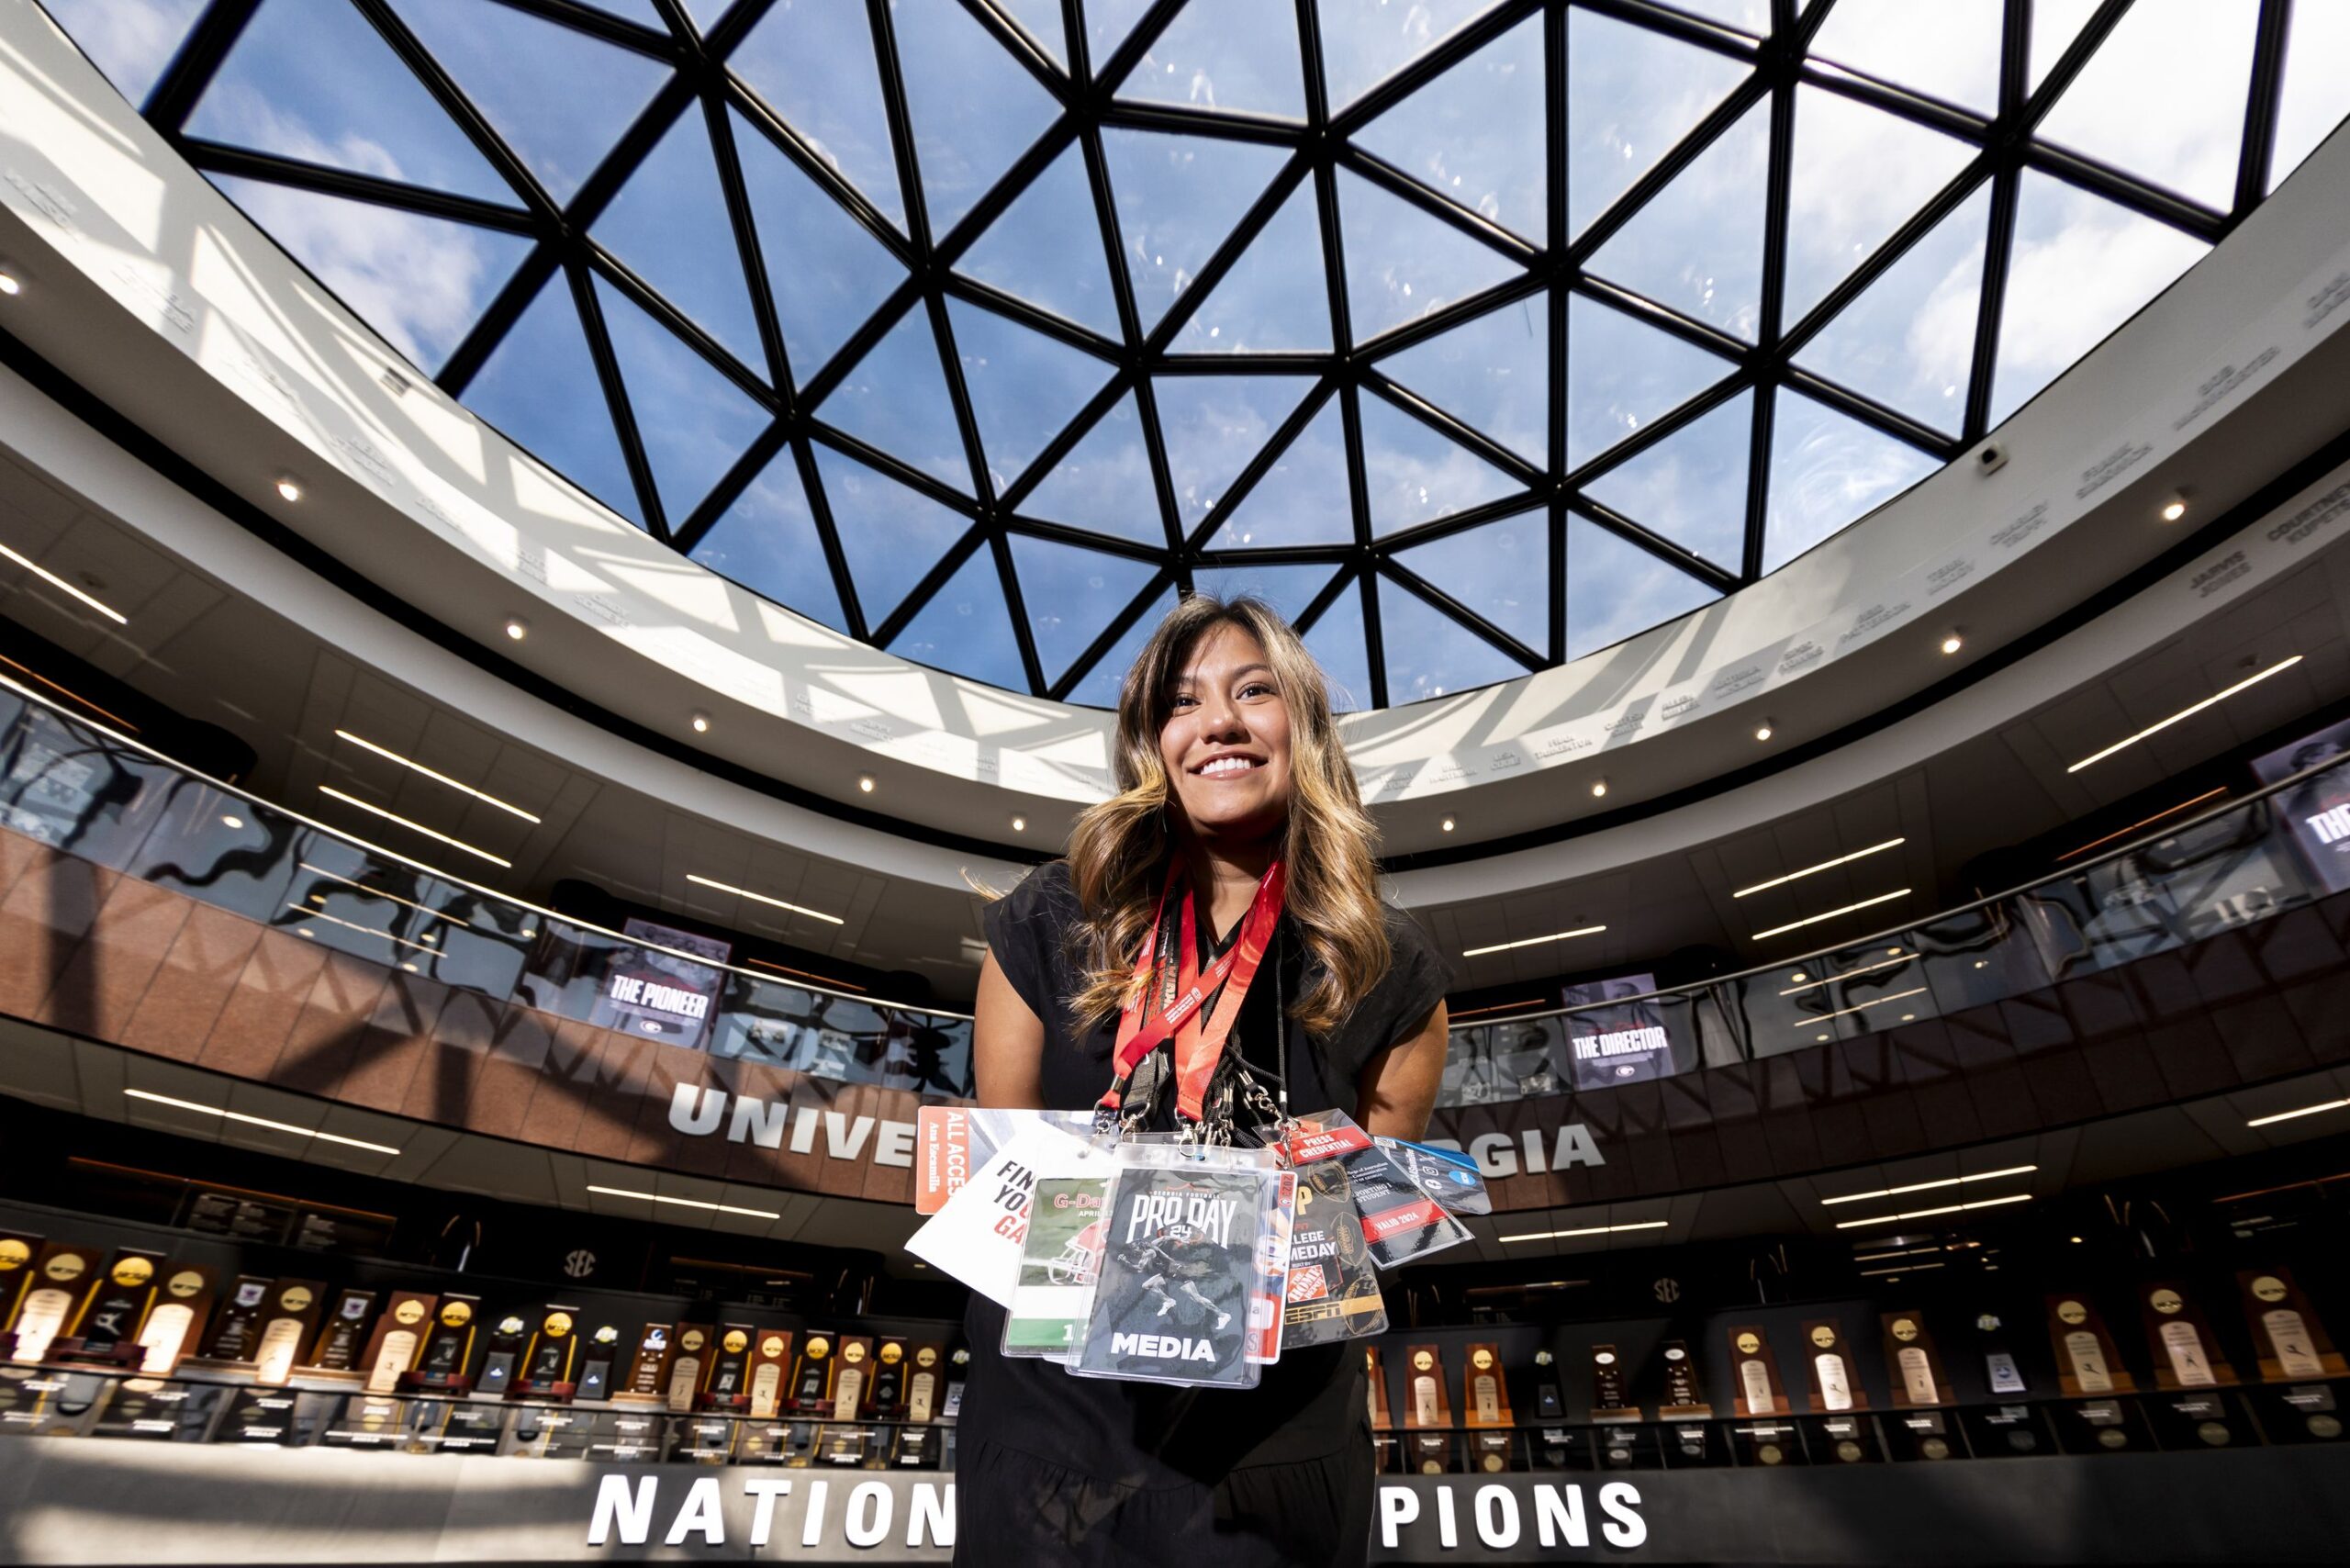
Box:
[82, 0, 2313, 707]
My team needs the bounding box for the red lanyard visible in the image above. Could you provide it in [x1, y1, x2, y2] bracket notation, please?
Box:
[1100, 857, 1286, 1123]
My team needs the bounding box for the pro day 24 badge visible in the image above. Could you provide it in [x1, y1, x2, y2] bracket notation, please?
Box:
[1077, 1157, 1272, 1390]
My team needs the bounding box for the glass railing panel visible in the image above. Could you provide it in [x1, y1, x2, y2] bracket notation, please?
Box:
[0, 696, 180, 870]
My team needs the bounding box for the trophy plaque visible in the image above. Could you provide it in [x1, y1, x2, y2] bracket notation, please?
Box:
[1801, 1320, 1868, 1413]
[789, 1331, 835, 1411]
[871, 1337, 909, 1417]
[901, 1341, 939, 1423]
[941, 1348, 968, 1420]
[834, 1337, 876, 1419]
[6, 1242, 99, 1363]
[1975, 1313, 2028, 1394]
[617, 1323, 674, 1402]
[1531, 1349, 1565, 1419]
[199, 1275, 274, 1363]
[890, 1423, 939, 1468]
[2047, 1294, 2135, 1396]
[1403, 1345, 1452, 1474]
[698, 1325, 755, 1412]
[2140, 1282, 2236, 1390]
[666, 1324, 714, 1413]
[57, 1248, 167, 1366]
[672, 1415, 736, 1464]
[513, 1307, 581, 1399]
[476, 1312, 532, 1396]
[819, 1424, 873, 1467]
[1591, 1344, 1639, 1421]
[359, 1293, 436, 1394]
[402, 1295, 480, 1394]
[251, 1280, 329, 1386]
[1366, 1345, 1393, 1429]
[1881, 1311, 1953, 1406]
[1658, 1340, 1710, 1417]
[1727, 1326, 1792, 1417]
[574, 1324, 623, 1402]
[136, 1263, 217, 1375]
[1462, 1344, 1513, 1473]
[749, 1330, 794, 1418]
[305, 1289, 376, 1373]
[2238, 1269, 2346, 1381]
[0, 1233, 36, 1327]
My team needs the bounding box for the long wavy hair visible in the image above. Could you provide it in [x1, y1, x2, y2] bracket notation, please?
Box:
[1064, 595, 1390, 1036]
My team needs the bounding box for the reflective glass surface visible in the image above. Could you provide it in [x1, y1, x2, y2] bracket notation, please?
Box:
[82, 0, 2301, 707]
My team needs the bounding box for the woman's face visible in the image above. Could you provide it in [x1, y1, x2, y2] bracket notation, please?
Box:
[1158, 622, 1293, 845]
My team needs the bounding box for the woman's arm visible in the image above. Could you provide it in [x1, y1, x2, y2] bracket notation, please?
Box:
[974, 951, 1047, 1108]
[1355, 1000, 1449, 1139]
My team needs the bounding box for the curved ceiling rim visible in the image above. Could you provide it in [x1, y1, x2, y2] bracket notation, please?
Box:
[1, 13, 2344, 854]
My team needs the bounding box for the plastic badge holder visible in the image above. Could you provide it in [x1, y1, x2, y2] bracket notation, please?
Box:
[1374, 1136, 1493, 1216]
[1069, 1143, 1279, 1390]
[1281, 1156, 1389, 1348]
[1286, 1110, 1472, 1271]
[1003, 1174, 1112, 1361]
[1246, 1171, 1296, 1365]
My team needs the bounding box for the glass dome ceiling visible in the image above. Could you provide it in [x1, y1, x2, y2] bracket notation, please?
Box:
[44, 0, 2350, 709]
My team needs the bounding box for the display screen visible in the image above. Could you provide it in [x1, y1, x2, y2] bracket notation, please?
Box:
[2250, 717, 2350, 895]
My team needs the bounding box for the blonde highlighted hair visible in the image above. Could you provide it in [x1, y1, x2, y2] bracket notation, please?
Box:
[1065, 595, 1390, 1036]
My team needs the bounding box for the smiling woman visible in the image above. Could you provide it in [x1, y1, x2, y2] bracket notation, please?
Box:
[961, 596, 1451, 1567]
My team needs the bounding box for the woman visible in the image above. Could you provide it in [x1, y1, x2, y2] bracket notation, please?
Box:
[959, 596, 1451, 1567]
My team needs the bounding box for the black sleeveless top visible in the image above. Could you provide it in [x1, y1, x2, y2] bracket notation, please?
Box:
[961, 860, 1449, 1488]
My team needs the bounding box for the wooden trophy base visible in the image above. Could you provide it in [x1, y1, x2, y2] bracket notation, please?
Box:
[1592, 1406, 1645, 1424]
[511, 1380, 576, 1403]
[398, 1372, 474, 1396]
[1660, 1403, 1715, 1420]
[46, 1339, 148, 1370]
[696, 1393, 751, 1414]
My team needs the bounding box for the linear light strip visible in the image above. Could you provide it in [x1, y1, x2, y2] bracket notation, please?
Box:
[0, 653, 140, 732]
[318, 785, 512, 868]
[1751, 889, 1911, 942]
[0, 540, 128, 624]
[334, 729, 542, 822]
[1498, 1219, 1670, 1244]
[1779, 952, 1911, 995]
[1796, 986, 1931, 1028]
[685, 872, 845, 925]
[2247, 1097, 2350, 1128]
[124, 1088, 400, 1155]
[297, 861, 474, 928]
[2067, 655, 2303, 773]
[585, 1183, 778, 1220]
[287, 902, 438, 954]
[1462, 924, 1608, 958]
[748, 958, 865, 992]
[1732, 838, 1905, 899]
[1859, 1261, 1946, 1277]
[2055, 788, 2229, 862]
[1832, 1193, 2033, 1230]
[1821, 1164, 2039, 1206]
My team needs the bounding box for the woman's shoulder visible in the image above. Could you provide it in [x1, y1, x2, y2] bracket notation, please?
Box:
[986, 859, 1081, 940]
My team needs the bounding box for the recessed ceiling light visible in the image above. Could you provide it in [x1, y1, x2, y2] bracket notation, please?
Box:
[1590, 779, 1607, 798]
[1498, 1219, 1668, 1244]
[691, 711, 711, 734]
[585, 1183, 778, 1220]
[0, 541, 129, 625]
[1010, 815, 1026, 833]
[1819, 1165, 2037, 1206]
[857, 775, 876, 793]
[317, 784, 513, 868]
[1832, 1192, 2032, 1230]
[2159, 494, 2188, 522]
[504, 618, 529, 641]
[0, 270, 19, 297]
[220, 814, 244, 830]
[1461, 924, 1607, 958]
[685, 871, 845, 925]
[1440, 816, 1456, 833]
[2070, 1236, 2084, 1244]
[1732, 838, 1905, 899]
[1940, 633, 1964, 655]
[1754, 722, 1774, 742]
[1789, 971, 1807, 983]
[2245, 1096, 2350, 1128]
[1750, 887, 1911, 941]
[333, 730, 542, 823]
[2065, 655, 2302, 774]
[124, 1087, 399, 1155]
[274, 477, 303, 503]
